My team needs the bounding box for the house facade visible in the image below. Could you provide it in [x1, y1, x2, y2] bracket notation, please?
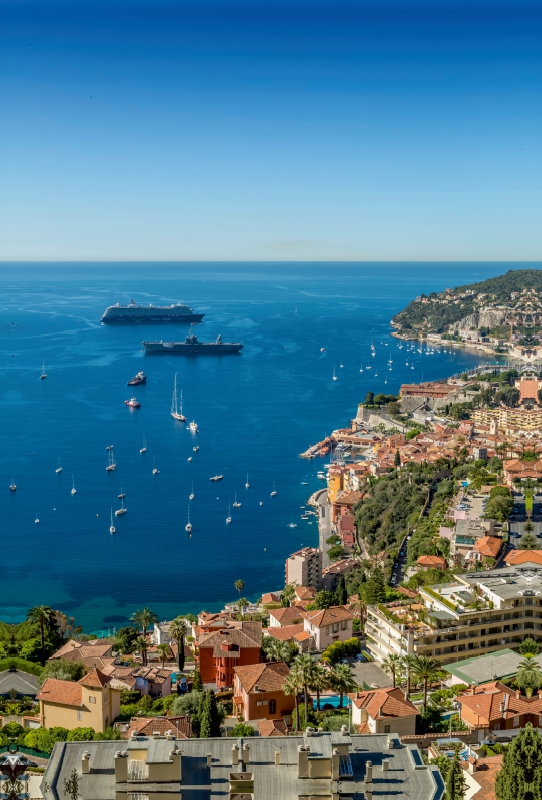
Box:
[301, 606, 353, 651]
[233, 661, 295, 724]
[197, 621, 262, 687]
[348, 687, 419, 736]
[36, 669, 122, 732]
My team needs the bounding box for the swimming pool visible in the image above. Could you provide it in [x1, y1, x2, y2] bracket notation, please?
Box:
[313, 695, 350, 710]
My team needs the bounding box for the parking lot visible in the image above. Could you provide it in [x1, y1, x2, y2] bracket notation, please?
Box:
[342, 655, 393, 690]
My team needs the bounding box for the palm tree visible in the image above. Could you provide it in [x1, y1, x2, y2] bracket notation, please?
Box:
[135, 636, 149, 666]
[234, 579, 245, 599]
[311, 665, 330, 711]
[266, 638, 292, 664]
[411, 655, 441, 712]
[516, 657, 542, 698]
[156, 643, 170, 668]
[237, 598, 248, 618]
[131, 607, 159, 638]
[331, 663, 357, 709]
[168, 617, 188, 672]
[27, 606, 56, 662]
[283, 671, 302, 731]
[381, 654, 402, 688]
[292, 654, 317, 728]
[401, 654, 418, 699]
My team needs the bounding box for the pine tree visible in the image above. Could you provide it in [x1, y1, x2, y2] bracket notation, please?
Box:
[207, 689, 221, 737]
[445, 752, 466, 800]
[394, 450, 401, 468]
[336, 575, 347, 606]
[364, 568, 386, 604]
[495, 723, 542, 800]
[192, 669, 203, 692]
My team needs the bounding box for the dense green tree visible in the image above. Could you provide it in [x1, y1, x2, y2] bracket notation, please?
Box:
[67, 727, 95, 741]
[199, 690, 221, 738]
[519, 532, 538, 550]
[39, 659, 85, 686]
[336, 576, 347, 606]
[192, 669, 203, 692]
[364, 391, 374, 405]
[363, 569, 386, 604]
[394, 450, 401, 468]
[113, 626, 140, 654]
[445, 752, 467, 800]
[228, 722, 255, 737]
[519, 638, 540, 656]
[495, 723, 542, 800]
[262, 637, 296, 665]
[311, 590, 337, 610]
[26, 606, 56, 663]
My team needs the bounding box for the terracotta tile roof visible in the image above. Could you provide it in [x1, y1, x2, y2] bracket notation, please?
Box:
[198, 622, 262, 655]
[37, 678, 83, 707]
[51, 639, 114, 659]
[79, 668, 112, 688]
[301, 606, 353, 629]
[261, 593, 282, 604]
[459, 681, 542, 723]
[417, 555, 447, 568]
[126, 716, 191, 739]
[234, 661, 289, 694]
[294, 586, 317, 602]
[505, 550, 542, 565]
[269, 607, 303, 625]
[139, 667, 172, 684]
[257, 719, 288, 737]
[348, 687, 419, 720]
[471, 755, 503, 800]
[294, 631, 312, 642]
[473, 536, 502, 558]
[264, 624, 305, 642]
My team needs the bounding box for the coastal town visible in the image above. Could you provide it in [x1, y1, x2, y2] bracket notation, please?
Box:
[7, 275, 542, 800]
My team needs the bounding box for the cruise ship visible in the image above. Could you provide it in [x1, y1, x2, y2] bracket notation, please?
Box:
[101, 299, 204, 323]
[142, 330, 243, 355]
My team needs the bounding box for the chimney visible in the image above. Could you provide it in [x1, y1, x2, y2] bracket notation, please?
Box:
[232, 744, 240, 766]
[340, 725, 348, 735]
[387, 735, 395, 750]
[365, 761, 373, 783]
[206, 754, 212, 767]
[274, 750, 281, 766]
[165, 730, 175, 740]
[516, 690, 521, 699]
[153, 731, 161, 738]
[81, 752, 91, 774]
[242, 744, 250, 766]
[114, 751, 128, 783]
[382, 759, 389, 772]
[468, 760, 477, 774]
[366, 791, 373, 800]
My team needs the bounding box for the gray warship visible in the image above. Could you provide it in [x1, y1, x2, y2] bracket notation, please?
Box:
[142, 330, 243, 354]
[101, 299, 204, 323]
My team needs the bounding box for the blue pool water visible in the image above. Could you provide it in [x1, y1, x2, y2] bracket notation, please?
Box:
[0, 261, 509, 628]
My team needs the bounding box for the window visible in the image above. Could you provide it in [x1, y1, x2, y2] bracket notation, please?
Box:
[326, 626, 329, 635]
[89, 696, 96, 704]
[269, 699, 276, 714]
[513, 716, 519, 727]
[332, 623, 339, 633]
[77, 711, 83, 721]
[341, 621, 348, 630]
[384, 725, 390, 734]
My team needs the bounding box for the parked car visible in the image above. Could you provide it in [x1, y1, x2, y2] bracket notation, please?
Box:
[356, 653, 366, 663]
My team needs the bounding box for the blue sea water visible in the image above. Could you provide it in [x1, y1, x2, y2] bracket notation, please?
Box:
[0, 262, 520, 630]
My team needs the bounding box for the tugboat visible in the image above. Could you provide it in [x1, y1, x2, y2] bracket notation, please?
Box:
[127, 371, 146, 386]
[125, 397, 141, 408]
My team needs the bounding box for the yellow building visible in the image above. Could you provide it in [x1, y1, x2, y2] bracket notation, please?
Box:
[36, 668, 121, 732]
[327, 467, 343, 504]
[472, 406, 542, 434]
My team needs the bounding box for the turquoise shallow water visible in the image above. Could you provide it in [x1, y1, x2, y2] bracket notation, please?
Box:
[0, 262, 514, 630]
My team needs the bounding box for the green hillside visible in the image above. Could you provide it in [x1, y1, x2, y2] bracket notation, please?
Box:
[393, 268, 542, 334]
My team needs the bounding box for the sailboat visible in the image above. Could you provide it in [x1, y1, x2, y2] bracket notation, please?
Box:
[35, 512, 39, 523]
[366, 360, 371, 370]
[193, 435, 199, 452]
[233, 492, 241, 508]
[56, 456, 62, 473]
[140, 436, 147, 454]
[71, 475, 76, 495]
[110, 509, 116, 534]
[270, 482, 277, 497]
[226, 504, 232, 524]
[106, 448, 116, 471]
[40, 361, 47, 380]
[245, 473, 250, 489]
[171, 374, 186, 421]
[186, 507, 192, 533]
[340, 360, 344, 368]
[189, 482, 195, 500]
[332, 367, 337, 381]
[115, 496, 127, 516]
[359, 363, 364, 372]
[9, 479, 16, 492]
[152, 455, 160, 475]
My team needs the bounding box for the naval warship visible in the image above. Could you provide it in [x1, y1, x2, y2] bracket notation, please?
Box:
[142, 330, 243, 354]
[101, 299, 204, 323]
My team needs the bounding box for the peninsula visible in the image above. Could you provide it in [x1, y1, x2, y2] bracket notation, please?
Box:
[392, 268, 542, 364]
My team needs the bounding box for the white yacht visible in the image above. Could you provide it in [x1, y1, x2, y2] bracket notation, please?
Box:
[56, 456, 62, 473]
[186, 507, 192, 533]
[233, 493, 241, 508]
[140, 436, 147, 454]
[270, 482, 277, 497]
[332, 367, 337, 381]
[171, 374, 187, 421]
[189, 421, 199, 432]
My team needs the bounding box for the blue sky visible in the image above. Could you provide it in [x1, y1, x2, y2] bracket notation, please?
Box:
[1, 0, 542, 260]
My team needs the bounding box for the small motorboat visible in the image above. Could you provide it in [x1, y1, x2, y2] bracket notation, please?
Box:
[189, 420, 199, 432]
[152, 455, 160, 475]
[270, 482, 277, 497]
[226, 504, 232, 524]
[301, 481, 308, 485]
[110, 509, 116, 534]
[288, 523, 297, 528]
[193, 445, 199, 452]
[210, 475, 224, 481]
[140, 436, 147, 453]
[40, 361, 47, 379]
[127, 370, 146, 385]
[186, 507, 192, 533]
[125, 397, 141, 408]
[320, 347, 325, 352]
[9, 480, 16, 492]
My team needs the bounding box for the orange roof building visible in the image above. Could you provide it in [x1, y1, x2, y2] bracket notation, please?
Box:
[417, 555, 447, 571]
[233, 662, 295, 724]
[36, 668, 122, 733]
[504, 550, 542, 566]
[348, 687, 419, 735]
